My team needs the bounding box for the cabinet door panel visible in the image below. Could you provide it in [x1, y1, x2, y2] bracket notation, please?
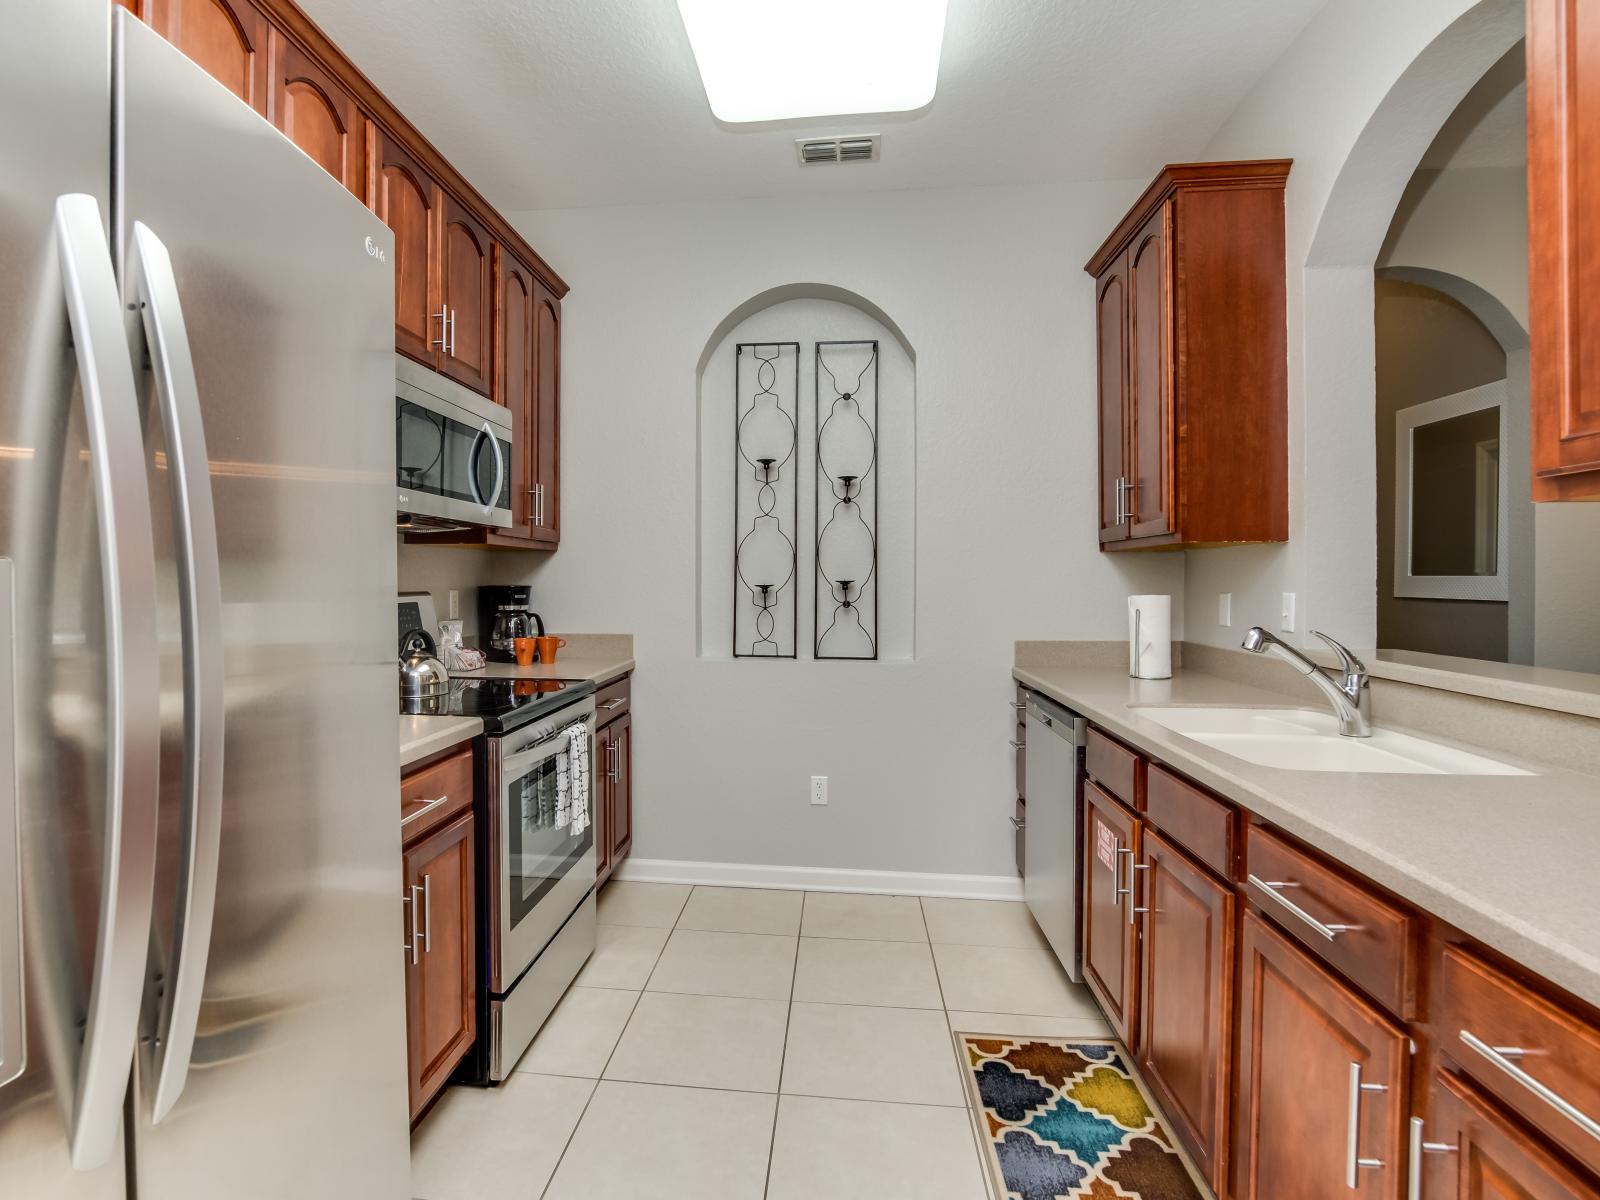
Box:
[1127, 204, 1174, 539]
[609, 714, 633, 865]
[271, 32, 364, 198]
[497, 249, 535, 537]
[403, 812, 475, 1121]
[1235, 910, 1407, 1200]
[531, 285, 561, 541]
[1421, 1070, 1600, 1200]
[593, 722, 613, 881]
[1081, 782, 1138, 1045]
[439, 196, 493, 395]
[1137, 829, 1233, 1192]
[374, 130, 440, 366]
[145, 0, 269, 112]
[1528, 0, 1600, 498]
[1096, 261, 1129, 542]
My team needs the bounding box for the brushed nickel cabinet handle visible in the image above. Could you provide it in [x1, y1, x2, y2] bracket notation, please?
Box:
[422, 874, 432, 956]
[1407, 1116, 1458, 1200]
[401, 795, 450, 828]
[432, 309, 447, 350]
[407, 884, 423, 966]
[1008, 739, 1025, 750]
[1347, 1062, 1388, 1187]
[1248, 875, 1360, 941]
[599, 698, 625, 711]
[1459, 1030, 1600, 1142]
[1009, 815, 1025, 830]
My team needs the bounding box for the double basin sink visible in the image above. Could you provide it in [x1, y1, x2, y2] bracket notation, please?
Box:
[1133, 706, 1530, 775]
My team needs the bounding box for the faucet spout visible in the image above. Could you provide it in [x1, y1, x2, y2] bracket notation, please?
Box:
[1240, 628, 1373, 738]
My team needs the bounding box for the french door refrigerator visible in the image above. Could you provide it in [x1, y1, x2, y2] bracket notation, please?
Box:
[0, 3, 411, 1196]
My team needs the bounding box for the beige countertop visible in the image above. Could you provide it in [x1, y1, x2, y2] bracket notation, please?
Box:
[452, 632, 634, 689]
[399, 714, 484, 770]
[1014, 662, 1600, 1011]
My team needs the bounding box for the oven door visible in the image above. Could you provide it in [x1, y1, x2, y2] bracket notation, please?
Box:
[492, 719, 597, 991]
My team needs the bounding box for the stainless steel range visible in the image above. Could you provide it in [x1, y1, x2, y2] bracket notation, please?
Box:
[444, 677, 599, 1082]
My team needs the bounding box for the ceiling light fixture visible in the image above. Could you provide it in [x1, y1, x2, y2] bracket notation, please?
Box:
[674, 0, 949, 124]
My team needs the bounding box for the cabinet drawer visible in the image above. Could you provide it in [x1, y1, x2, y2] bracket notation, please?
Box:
[1438, 945, 1600, 1178]
[1145, 765, 1235, 879]
[595, 675, 631, 724]
[401, 747, 473, 842]
[1086, 727, 1143, 810]
[1245, 824, 1416, 1018]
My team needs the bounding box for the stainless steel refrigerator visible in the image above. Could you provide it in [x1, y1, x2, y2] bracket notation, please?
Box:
[0, 2, 411, 1195]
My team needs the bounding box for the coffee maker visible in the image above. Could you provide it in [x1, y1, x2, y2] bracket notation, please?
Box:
[477, 584, 545, 663]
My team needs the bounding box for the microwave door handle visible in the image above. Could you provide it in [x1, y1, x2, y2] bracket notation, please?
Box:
[484, 421, 505, 514]
[54, 194, 162, 1169]
[129, 222, 226, 1125]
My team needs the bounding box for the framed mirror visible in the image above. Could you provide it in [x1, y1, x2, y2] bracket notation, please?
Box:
[1394, 380, 1509, 601]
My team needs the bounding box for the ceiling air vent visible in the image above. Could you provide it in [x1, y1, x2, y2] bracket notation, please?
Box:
[796, 135, 880, 166]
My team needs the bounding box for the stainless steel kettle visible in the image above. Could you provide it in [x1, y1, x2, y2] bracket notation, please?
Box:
[399, 628, 449, 714]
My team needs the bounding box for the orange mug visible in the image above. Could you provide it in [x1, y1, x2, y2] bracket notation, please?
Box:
[534, 635, 567, 664]
[513, 636, 537, 667]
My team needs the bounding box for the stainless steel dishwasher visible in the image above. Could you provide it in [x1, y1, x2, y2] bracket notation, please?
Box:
[1023, 692, 1087, 981]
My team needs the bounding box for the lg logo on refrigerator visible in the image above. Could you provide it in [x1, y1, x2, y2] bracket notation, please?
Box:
[364, 236, 387, 263]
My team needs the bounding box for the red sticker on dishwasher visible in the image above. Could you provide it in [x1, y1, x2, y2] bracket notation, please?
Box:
[1097, 823, 1116, 869]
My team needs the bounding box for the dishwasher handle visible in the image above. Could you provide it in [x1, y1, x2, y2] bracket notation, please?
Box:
[1023, 692, 1087, 746]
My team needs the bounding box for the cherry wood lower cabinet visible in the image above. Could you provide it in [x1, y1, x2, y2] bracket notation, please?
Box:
[594, 677, 633, 885]
[402, 810, 475, 1123]
[1137, 827, 1234, 1191]
[1418, 1071, 1600, 1200]
[1081, 781, 1139, 1047]
[1234, 910, 1407, 1200]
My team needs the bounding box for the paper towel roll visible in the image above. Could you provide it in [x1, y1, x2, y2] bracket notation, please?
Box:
[1128, 595, 1173, 680]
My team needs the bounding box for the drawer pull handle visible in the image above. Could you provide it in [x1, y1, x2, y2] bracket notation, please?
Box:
[1407, 1117, 1458, 1200]
[1347, 1062, 1387, 1187]
[1009, 815, 1025, 830]
[401, 794, 450, 828]
[1247, 874, 1361, 941]
[599, 698, 625, 711]
[1459, 1030, 1600, 1144]
[1008, 739, 1025, 750]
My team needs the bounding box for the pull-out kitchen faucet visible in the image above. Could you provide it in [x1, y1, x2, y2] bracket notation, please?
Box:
[1241, 628, 1372, 738]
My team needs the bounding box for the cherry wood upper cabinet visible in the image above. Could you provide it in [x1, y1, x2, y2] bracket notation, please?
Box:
[530, 285, 562, 542]
[269, 31, 364, 199]
[1136, 827, 1233, 1193]
[373, 129, 442, 368]
[143, 0, 270, 114]
[1527, 0, 1600, 500]
[1086, 161, 1290, 550]
[1234, 911, 1407, 1200]
[1081, 782, 1139, 1047]
[402, 811, 475, 1123]
[439, 196, 493, 396]
[498, 249, 535, 534]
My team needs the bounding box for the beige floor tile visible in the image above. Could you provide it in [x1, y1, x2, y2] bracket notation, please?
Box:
[946, 1010, 1115, 1040]
[920, 897, 1049, 948]
[512, 986, 639, 1078]
[604, 990, 789, 1091]
[782, 1003, 967, 1106]
[596, 880, 692, 928]
[645, 928, 797, 1000]
[676, 885, 804, 935]
[544, 1081, 776, 1200]
[792, 937, 943, 1009]
[765, 1094, 989, 1200]
[573, 922, 670, 990]
[409, 1072, 594, 1200]
[932, 943, 1099, 1016]
[801, 892, 928, 941]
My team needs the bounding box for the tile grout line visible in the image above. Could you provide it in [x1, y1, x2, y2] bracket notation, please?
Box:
[761, 888, 806, 1199]
[535, 881, 680, 1200]
[922, 895, 998, 1200]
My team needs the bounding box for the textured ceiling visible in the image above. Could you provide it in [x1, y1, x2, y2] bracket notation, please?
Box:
[298, 0, 1329, 211]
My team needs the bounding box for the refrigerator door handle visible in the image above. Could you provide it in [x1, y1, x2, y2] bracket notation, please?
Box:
[128, 221, 226, 1125]
[53, 193, 162, 1170]
[0, 560, 22, 1091]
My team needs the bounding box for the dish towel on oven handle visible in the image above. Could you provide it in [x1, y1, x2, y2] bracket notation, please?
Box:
[555, 721, 591, 838]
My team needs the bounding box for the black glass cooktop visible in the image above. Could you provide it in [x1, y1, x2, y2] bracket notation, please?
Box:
[420, 675, 596, 734]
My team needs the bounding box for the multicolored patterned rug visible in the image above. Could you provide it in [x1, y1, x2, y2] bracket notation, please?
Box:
[957, 1035, 1206, 1200]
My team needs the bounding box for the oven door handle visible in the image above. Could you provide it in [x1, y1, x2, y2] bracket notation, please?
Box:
[500, 721, 591, 778]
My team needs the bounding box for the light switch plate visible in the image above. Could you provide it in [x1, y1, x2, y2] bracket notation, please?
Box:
[1281, 592, 1297, 633]
[1218, 593, 1232, 627]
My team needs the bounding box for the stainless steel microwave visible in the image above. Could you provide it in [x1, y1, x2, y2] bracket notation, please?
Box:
[395, 354, 513, 529]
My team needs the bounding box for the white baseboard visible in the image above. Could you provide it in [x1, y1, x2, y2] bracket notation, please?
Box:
[611, 857, 1025, 901]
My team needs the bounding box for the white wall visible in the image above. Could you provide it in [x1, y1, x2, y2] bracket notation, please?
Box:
[489, 183, 1184, 882]
[1183, 0, 1523, 651]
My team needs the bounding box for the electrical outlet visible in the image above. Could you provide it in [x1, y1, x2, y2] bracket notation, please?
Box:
[447, 589, 460, 620]
[810, 776, 828, 806]
[1218, 592, 1232, 628]
[1281, 592, 1297, 633]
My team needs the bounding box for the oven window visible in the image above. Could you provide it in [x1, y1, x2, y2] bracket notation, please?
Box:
[506, 742, 592, 929]
[396, 399, 511, 509]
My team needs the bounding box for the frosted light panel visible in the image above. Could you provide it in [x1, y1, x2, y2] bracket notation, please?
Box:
[675, 0, 948, 123]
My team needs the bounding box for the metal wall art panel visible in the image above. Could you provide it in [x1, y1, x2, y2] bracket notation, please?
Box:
[733, 342, 799, 657]
[814, 340, 878, 660]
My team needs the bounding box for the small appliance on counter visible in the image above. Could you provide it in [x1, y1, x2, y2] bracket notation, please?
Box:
[398, 629, 449, 715]
[478, 583, 546, 663]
